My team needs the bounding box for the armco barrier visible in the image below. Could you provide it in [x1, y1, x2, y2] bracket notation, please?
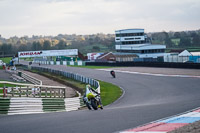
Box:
[29, 65, 100, 93]
[86, 61, 200, 69]
[19, 71, 42, 85]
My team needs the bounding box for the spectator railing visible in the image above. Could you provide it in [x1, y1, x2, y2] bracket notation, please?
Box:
[0, 81, 66, 98]
[18, 71, 43, 85]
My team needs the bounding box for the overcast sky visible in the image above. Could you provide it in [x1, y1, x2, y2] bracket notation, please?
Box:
[0, 0, 200, 38]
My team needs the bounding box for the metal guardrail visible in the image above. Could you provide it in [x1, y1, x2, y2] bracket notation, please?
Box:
[18, 71, 43, 85]
[0, 81, 66, 98]
[29, 66, 101, 93]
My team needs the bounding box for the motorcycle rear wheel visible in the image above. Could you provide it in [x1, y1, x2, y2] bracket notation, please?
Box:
[86, 102, 92, 110]
[91, 98, 98, 110]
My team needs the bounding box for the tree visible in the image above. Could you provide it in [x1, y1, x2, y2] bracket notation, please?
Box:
[56, 40, 66, 49]
[18, 44, 28, 51]
[92, 46, 100, 52]
[151, 31, 169, 44]
[179, 37, 192, 47]
[0, 43, 13, 55]
[165, 38, 173, 48]
[192, 35, 200, 46]
[174, 32, 181, 38]
[43, 40, 51, 50]
[31, 41, 42, 51]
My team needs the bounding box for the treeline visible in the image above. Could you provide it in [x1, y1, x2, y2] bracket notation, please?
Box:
[150, 30, 200, 48]
[0, 33, 115, 56]
[0, 29, 200, 56]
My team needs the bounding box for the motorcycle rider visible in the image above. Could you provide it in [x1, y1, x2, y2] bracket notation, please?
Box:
[83, 85, 102, 109]
[110, 70, 116, 78]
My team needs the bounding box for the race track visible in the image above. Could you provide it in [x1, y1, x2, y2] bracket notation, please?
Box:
[1, 62, 200, 133]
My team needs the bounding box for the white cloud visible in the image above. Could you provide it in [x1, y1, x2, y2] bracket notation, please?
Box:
[0, 0, 200, 38]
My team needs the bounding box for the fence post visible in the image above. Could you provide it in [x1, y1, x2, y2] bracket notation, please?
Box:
[33, 88, 35, 98]
[54, 90, 56, 98]
[50, 89, 52, 98]
[26, 86, 29, 97]
[63, 89, 66, 98]
[39, 87, 41, 98]
[12, 87, 14, 97]
[19, 87, 21, 97]
[45, 88, 47, 98]
[3, 84, 6, 97]
[59, 89, 61, 98]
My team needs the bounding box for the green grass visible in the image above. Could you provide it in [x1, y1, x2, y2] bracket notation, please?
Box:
[171, 38, 180, 46]
[68, 65, 114, 69]
[0, 81, 27, 96]
[0, 99, 10, 114]
[99, 80, 122, 106]
[42, 99, 65, 112]
[0, 83, 22, 88]
[21, 57, 33, 61]
[187, 47, 200, 52]
[0, 57, 12, 64]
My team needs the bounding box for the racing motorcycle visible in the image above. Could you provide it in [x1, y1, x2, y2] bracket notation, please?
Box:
[83, 85, 103, 110]
[110, 70, 116, 78]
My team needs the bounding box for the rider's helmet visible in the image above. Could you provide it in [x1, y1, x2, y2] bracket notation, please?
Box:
[86, 84, 91, 89]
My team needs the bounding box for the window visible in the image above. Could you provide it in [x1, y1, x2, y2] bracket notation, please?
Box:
[135, 38, 141, 40]
[125, 38, 134, 40]
[116, 32, 144, 37]
[116, 34, 120, 37]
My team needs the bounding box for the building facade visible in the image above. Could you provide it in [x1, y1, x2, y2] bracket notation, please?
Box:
[115, 29, 166, 59]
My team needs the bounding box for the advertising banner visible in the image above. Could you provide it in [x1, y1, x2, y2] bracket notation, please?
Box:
[18, 49, 78, 58]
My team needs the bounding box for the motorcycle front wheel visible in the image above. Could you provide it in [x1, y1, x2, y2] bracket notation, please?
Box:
[91, 98, 98, 110]
[86, 102, 92, 110]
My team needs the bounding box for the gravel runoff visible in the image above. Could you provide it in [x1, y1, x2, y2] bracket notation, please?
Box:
[169, 121, 200, 133]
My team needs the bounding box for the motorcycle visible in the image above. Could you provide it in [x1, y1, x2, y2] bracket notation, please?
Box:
[83, 85, 103, 110]
[110, 70, 116, 78]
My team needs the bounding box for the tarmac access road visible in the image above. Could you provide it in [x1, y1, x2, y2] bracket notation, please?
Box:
[1, 61, 200, 133]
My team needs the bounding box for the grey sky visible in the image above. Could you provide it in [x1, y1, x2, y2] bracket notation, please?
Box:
[0, 0, 200, 38]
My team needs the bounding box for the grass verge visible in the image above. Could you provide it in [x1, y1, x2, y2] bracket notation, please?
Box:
[0, 57, 12, 64]
[99, 80, 122, 106]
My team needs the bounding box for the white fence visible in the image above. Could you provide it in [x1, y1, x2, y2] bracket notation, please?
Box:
[164, 55, 200, 63]
[33, 60, 84, 66]
[164, 55, 190, 63]
[18, 71, 42, 85]
[0, 81, 66, 98]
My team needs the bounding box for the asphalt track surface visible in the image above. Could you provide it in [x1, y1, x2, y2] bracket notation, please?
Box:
[1, 62, 200, 133]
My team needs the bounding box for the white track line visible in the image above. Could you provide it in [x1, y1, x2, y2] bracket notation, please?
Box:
[98, 69, 200, 78]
